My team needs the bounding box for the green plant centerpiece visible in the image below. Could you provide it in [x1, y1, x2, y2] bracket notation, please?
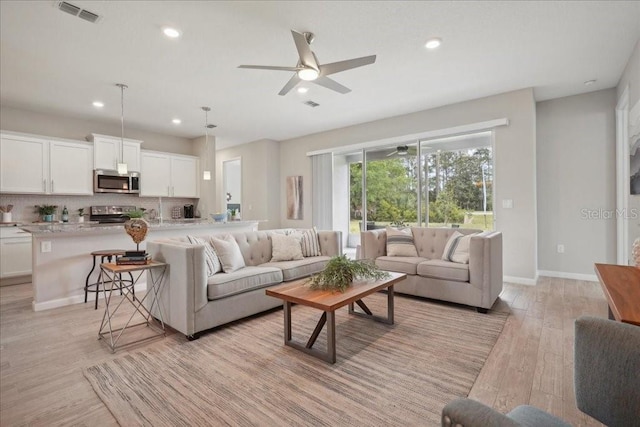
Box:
[308, 255, 390, 292]
[34, 204, 57, 222]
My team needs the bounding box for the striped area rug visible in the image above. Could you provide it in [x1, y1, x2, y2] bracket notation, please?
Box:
[84, 293, 507, 426]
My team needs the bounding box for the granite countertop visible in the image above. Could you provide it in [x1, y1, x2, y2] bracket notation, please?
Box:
[20, 219, 262, 235]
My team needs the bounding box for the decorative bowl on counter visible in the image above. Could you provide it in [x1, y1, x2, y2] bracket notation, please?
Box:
[211, 213, 227, 222]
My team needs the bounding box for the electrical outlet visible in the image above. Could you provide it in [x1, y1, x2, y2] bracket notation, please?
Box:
[41, 241, 52, 253]
[557, 244, 565, 253]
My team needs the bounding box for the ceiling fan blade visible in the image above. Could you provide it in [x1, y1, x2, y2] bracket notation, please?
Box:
[278, 74, 301, 96]
[291, 30, 318, 69]
[386, 150, 397, 157]
[312, 76, 351, 94]
[238, 65, 300, 72]
[320, 55, 377, 76]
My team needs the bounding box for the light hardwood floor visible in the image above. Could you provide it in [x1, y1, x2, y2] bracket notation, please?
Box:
[0, 278, 607, 426]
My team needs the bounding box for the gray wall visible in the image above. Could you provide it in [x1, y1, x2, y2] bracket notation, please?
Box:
[279, 88, 538, 282]
[0, 106, 194, 155]
[536, 89, 617, 275]
[216, 139, 280, 230]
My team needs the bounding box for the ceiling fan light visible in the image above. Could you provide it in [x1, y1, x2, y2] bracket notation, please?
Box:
[298, 68, 319, 81]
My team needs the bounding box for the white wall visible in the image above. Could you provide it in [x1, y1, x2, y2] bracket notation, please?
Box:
[617, 39, 640, 108]
[0, 106, 194, 155]
[536, 89, 617, 276]
[278, 88, 538, 282]
[216, 139, 280, 229]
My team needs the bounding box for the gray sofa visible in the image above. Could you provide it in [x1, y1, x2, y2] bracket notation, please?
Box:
[360, 227, 502, 312]
[146, 229, 341, 339]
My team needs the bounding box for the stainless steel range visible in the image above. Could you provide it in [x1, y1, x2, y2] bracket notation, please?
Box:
[89, 206, 137, 224]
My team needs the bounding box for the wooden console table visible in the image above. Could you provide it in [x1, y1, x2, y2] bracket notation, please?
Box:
[594, 263, 640, 326]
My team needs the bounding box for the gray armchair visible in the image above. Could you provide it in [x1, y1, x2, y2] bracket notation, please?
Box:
[442, 316, 640, 427]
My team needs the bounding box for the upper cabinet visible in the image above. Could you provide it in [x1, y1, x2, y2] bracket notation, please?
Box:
[0, 132, 93, 195]
[88, 133, 142, 172]
[140, 150, 199, 198]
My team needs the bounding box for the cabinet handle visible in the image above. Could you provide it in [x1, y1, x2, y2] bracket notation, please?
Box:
[43, 179, 46, 192]
[51, 180, 54, 193]
[167, 186, 171, 197]
[2, 241, 30, 245]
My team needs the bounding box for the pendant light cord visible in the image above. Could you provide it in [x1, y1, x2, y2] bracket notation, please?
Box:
[117, 83, 128, 166]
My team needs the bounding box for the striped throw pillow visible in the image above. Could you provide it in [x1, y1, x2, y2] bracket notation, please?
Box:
[441, 231, 475, 264]
[298, 227, 322, 257]
[187, 235, 221, 276]
[386, 227, 418, 257]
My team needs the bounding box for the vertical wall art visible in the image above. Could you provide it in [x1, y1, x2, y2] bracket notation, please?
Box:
[286, 176, 303, 220]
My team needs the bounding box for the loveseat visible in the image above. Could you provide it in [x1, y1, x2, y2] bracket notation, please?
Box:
[145, 229, 341, 339]
[360, 227, 502, 312]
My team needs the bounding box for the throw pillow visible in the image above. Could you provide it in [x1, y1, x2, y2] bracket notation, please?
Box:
[210, 235, 246, 273]
[386, 226, 418, 257]
[187, 235, 221, 276]
[270, 233, 304, 262]
[442, 231, 476, 264]
[300, 227, 322, 257]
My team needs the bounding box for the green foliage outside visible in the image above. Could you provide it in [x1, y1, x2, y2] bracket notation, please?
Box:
[350, 147, 493, 231]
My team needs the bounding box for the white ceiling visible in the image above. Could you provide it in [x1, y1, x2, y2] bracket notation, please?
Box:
[1, 1, 639, 149]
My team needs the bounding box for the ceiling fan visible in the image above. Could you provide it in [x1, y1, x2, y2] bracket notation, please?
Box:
[238, 30, 376, 96]
[386, 145, 417, 157]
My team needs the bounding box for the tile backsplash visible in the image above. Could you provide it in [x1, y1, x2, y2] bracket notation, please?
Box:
[0, 193, 199, 223]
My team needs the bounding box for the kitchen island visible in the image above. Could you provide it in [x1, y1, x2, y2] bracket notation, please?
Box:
[21, 220, 262, 311]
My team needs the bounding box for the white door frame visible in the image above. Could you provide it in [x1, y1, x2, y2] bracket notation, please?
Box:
[616, 86, 629, 265]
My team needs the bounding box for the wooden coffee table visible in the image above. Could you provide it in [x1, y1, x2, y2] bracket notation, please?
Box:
[266, 272, 406, 363]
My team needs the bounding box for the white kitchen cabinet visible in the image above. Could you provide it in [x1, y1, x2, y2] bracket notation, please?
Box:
[0, 132, 93, 195]
[88, 133, 142, 172]
[50, 141, 93, 194]
[0, 227, 32, 280]
[140, 150, 199, 198]
[0, 134, 48, 193]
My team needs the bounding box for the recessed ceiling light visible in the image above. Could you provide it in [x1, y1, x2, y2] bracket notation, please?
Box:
[92, 101, 104, 108]
[297, 87, 309, 94]
[163, 27, 181, 39]
[425, 37, 442, 49]
[584, 79, 597, 86]
[172, 118, 182, 124]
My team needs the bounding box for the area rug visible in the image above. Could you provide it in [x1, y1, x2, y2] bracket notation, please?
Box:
[84, 293, 508, 426]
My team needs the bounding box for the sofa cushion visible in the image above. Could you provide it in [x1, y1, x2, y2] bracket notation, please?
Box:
[210, 234, 246, 273]
[300, 227, 322, 257]
[262, 256, 331, 281]
[386, 227, 418, 257]
[375, 256, 428, 275]
[417, 259, 469, 282]
[186, 235, 221, 276]
[270, 233, 303, 262]
[207, 266, 283, 300]
[442, 231, 476, 264]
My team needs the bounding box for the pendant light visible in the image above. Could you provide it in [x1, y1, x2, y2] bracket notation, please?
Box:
[201, 106, 215, 181]
[116, 83, 128, 175]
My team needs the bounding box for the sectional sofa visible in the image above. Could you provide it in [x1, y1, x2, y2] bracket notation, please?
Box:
[145, 229, 341, 339]
[360, 227, 503, 312]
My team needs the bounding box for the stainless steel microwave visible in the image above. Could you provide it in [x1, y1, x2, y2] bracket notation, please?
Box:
[94, 169, 140, 194]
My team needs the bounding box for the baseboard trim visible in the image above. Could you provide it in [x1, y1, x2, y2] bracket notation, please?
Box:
[503, 275, 537, 286]
[32, 283, 148, 312]
[537, 270, 598, 282]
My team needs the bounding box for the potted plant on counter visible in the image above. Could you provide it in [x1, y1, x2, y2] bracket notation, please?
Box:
[34, 205, 57, 222]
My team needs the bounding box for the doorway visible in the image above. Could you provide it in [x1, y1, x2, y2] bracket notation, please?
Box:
[223, 158, 241, 217]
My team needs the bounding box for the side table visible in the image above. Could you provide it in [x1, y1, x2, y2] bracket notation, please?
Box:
[97, 261, 168, 352]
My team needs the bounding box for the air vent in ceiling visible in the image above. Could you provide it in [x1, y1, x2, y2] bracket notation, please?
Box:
[304, 100, 320, 108]
[57, 1, 101, 23]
